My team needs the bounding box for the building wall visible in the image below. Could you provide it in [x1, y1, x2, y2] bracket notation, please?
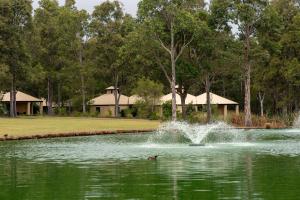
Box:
[1, 102, 42, 115]
[90, 105, 129, 117]
[218, 105, 226, 115]
[16, 102, 28, 115]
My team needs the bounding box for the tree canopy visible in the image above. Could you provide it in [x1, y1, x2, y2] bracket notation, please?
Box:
[1, 0, 300, 125]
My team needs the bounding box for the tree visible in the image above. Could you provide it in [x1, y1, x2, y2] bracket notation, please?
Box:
[133, 78, 163, 114]
[255, 0, 300, 115]
[138, 0, 197, 121]
[212, 0, 267, 125]
[190, 3, 236, 123]
[254, 4, 282, 116]
[34, 0, 61, 115]
[233, 0, 267, 126]
[59, 1, 89, 113]
[90, 1, 134, 117]
[0, 0, 32, 117]
[0, 64, 10, 92]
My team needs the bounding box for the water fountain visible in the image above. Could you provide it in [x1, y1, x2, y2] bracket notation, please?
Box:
[148, 121, 240, 145]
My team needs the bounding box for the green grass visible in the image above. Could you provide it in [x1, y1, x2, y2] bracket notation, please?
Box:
[0, 117, 160, 137]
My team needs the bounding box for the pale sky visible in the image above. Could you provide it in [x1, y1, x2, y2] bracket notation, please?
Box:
[32, 0, 140, 16]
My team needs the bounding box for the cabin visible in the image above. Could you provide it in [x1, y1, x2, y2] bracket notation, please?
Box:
[159, 93, 197, 113]
[158, 87, 239, 118]
[0, 91, 43, 115]
[89, 86, 130, 117]
[88, 85, 239, 119]
[196, 92, 239, 118]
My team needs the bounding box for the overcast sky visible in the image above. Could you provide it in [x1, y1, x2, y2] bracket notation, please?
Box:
[32, 0, 140, 16]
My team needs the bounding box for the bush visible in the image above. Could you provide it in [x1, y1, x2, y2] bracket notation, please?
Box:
[72, 111, 81, 117]
[186, 103, 195, 116]
[162, 101, 172, 120]
[231, 113, 287, 128]
[89, 111, 99, 118]
[121, 108, 134, 118]
[0, 104, 7, 116]
[149, 112, 160, 120]
[188, 112, 207, 124]
[132, 100, 161, 119]
[81, 112, 90, 117]
[134, 100, 149, 118]
[55, 107, 68, 116]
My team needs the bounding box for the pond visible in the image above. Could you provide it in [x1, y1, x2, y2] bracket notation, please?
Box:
[1, 123, 300, 200]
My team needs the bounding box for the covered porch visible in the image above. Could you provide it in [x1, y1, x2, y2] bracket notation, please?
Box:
[1, 91, 43, 115]
[196, 92, 239, 119]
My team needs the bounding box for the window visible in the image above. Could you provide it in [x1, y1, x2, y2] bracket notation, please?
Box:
[96, 107, 100, 113]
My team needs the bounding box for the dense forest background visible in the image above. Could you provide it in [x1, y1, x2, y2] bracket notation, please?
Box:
[1, 0, 300, 124]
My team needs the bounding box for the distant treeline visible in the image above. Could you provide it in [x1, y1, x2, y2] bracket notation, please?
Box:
[0, 0, 300, 125]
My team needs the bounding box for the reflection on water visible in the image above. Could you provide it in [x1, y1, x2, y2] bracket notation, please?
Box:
[1, 129, 300, 199]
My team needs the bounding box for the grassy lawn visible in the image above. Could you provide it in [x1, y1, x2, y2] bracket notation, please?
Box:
[0, 117, 160, 137]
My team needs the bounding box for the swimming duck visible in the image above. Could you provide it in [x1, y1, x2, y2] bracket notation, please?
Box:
[148, 155, 158, 160]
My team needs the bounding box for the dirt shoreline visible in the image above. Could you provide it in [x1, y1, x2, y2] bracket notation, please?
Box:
[0, 129, 156, 142]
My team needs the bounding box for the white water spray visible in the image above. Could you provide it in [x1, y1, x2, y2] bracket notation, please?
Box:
[148, 121, 236, 144]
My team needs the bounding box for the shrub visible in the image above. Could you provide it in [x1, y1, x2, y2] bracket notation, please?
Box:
[162, 101, 172, 120]
[186, 103, 195, 116]
[188, 112, 207, 124]
[55, 107, 68, 116]
[134, 100, 150, 118]
[108, 109, 112, 117]
[72, 111, 81, 117]
[0, 104, 7, 116]
[149, 112, 160, 120]
[121, 108, 134, 118]
[89, 111, 99, 118]
[81, 112, 90, 117]
[231, 113, 287, 128]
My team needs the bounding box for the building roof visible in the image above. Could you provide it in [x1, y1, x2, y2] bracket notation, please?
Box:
[106, 86, 118, 90]
[196, 92, 238, 105]
[159, 93, 197, 105]
[1, 91, 42, 102]
[89, 93, 129, 106]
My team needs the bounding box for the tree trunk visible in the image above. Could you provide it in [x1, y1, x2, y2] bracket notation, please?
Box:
[177, 84, 188, 119]
[171, 60, 177, 121]
[79, 45, 86, 113]
[244, 26, 252, 127]
[179, 93, 187, 119]
[114, 74, 120, 118]
[13, 81, 16, 117]
[10, 78, 14, 117]
[10, 72, 17, 117]
[205, 75, 212, 123]
[81, 75, 86, 113]
[258, 92, 265, 117]
[10, 77, 15, 117]
[170, 22, 177, 121]
[47, 77, 53, 116]
[179, 90, 187, 119]
[57, 82, 61, 108]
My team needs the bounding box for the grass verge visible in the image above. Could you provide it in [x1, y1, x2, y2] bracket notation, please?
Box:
[0, 117, 160, 138]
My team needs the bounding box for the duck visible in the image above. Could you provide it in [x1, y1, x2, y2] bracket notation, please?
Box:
[147, 155, 159, 161]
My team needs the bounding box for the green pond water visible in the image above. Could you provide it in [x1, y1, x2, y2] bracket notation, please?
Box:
[1, 124, 300, 200]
